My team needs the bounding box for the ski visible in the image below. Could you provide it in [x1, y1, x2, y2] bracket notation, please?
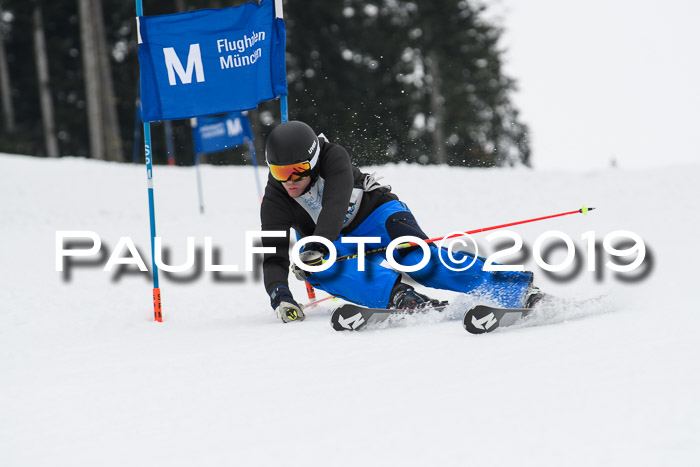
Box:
[331, 303, 448, 331]
[462, 305, 531, 334]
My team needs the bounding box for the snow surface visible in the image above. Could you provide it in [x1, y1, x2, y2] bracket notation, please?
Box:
[1, 154, 698, 466]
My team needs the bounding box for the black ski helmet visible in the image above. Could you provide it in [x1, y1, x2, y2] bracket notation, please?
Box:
[265, 121, 320, 167]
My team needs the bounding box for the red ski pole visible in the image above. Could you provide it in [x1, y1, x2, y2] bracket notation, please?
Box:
[335, 205, 595, 262]
[426, 205, 595, 244]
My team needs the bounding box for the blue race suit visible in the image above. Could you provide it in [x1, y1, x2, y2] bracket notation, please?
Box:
[305, 200, 533, 308]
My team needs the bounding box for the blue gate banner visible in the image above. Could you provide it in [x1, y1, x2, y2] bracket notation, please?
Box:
[193, 112, 253, 155]
[137, 0, 287, 122]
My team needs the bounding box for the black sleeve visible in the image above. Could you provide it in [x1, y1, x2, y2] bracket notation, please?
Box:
[260, 183, 293, 295]
[313, 144, 355, 241]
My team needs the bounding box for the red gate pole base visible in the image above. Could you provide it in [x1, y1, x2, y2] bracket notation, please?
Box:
[153, 288, 163, 322]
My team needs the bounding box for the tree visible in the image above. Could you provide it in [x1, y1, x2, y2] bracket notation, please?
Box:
[77, 0, 122, 161]
[92, 0, 123, 161]
[283, 0, 529, 167]
[32, 2, 59, 157]
[426, 49, 446, 164]
[78, 0, 104, 159]
[0, 0, 530, 168]
[0, 8, 16, 134]
[405, 0, 531, 166]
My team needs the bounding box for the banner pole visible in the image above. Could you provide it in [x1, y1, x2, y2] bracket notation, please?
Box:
[274, 0, 288, 124]
[190, 117, 206, 214]
[136, 0, 163, 322]
[273, 0, 313, 301]
[133, 83, 141, 163]
[280, 95, 289, 122]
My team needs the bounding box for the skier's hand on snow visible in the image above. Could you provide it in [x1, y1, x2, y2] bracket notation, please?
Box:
[291, 242, 328, 281]
[270, 286, 306, 323]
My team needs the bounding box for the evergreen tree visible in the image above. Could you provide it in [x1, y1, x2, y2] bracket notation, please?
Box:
[284, 0, 529, 167]
[0, 0, 530, 167]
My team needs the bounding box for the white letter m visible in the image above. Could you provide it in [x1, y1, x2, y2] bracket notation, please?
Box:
[163, 44, 205, 85]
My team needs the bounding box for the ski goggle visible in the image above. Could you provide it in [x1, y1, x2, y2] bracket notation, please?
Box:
[268, 161, 313, 182]
[267, 136, 321, 182]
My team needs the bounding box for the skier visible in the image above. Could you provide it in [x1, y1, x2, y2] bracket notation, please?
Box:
[261, 121, 543, 323]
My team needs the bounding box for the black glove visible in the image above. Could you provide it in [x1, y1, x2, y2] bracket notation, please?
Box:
[291, 242, 329, 281]
[270, 286, 305, 323]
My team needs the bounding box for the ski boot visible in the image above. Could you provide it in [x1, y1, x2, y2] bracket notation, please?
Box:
[523, 283, 548, 309]
[389, 282, 447, 310]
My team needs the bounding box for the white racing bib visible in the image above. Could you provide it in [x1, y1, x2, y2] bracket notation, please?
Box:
[294, 176, 363, 227]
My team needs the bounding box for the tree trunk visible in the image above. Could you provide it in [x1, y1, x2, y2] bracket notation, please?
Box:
[163, 120, 175, 164]
[175, 0, 187, 13]
[0, 9, 15, 134]
[248, 109, 264, 165]
[427, 51, 446, 165]
[92, 0, 123, 161]
[166, 0, 186, 165]
[78, 0, 105, 159]
[33, 4, 59, 157]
